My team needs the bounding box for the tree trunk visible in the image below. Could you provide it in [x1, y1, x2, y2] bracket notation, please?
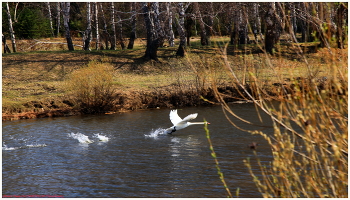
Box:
[56, 3, 60, 37]
[194, 2, 209, 46]
[83, 2, 92, 51]
[336, 3, 346, 49]
[205, 2, 214, 43]
[117, 14, 125, 49]
[238, 3, 248, 45]
[110, 2, 117, 50]
[2, 34, 11, 53]
[185, 16, 193, 46]
[290, 3, 297, 35]
[95, 3, 100, 50]
[143, 2, 165, 61]
[312, 2, 328, 48]
[46, 2, 54, 37]
[99, 3, 110, 50]
[299, 3, 307, 42]
[265, 2, 281, 54]
[61, 2, 74, 51]
[230, 6, 239, 47]
[176, 2, 187, 57]
[166, 2, 175, 47]
[127, 2, 137, 49]
[5, 2, 17, 53]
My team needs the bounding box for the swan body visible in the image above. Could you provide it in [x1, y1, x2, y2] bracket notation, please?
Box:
[165, 110, 209, 134]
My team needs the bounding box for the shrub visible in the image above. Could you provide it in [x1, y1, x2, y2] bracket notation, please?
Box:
[210, 46, 348, 197]
[65, 61, 116, 114]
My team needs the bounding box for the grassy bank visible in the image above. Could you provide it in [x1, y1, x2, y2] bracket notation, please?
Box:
[2, 36, 347, 121]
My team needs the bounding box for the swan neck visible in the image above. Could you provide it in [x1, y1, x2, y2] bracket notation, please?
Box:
[189, 122, 207, 125]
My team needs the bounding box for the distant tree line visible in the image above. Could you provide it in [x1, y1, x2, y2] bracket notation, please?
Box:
[2, 2, 348, 59]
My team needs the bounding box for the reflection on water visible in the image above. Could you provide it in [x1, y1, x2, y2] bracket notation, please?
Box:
[3, 105, 274, 197]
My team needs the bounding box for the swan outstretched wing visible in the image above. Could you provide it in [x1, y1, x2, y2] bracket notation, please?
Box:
[170, 110, 182, 125]
[181, 113, 198, 122]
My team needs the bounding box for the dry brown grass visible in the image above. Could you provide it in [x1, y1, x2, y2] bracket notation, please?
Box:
[2, 36, 347, 120]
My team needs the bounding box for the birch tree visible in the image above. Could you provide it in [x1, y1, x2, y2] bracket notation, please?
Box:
[46, 2, 54, 37]
[194, 2, 209, 46]
[61, 2, 74, 50]
[2, 34, 11, 53]
[176, 2, 187, 57]
[83, 2, 92, 51]
[110, 2, 117, 50]
[56, 3, 60, 37]
[95, 3, 100, 50]
[166, 2, 175, 47]
[127, 2, 137, 49]
[99, 3, 110, 50]
[238, 3, 248, 45]
[117, 14, 125, 49]
[4, 2, 17, 52]
[265, 2, 281, 54]
[143, 2, 165, 61]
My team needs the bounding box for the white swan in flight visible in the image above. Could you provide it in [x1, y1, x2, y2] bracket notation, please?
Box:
[165, 109, 210, 134]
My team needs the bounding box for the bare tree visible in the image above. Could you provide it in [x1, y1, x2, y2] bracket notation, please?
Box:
[61, 2, 74, 50]
[176, 2, 187, 57]
[110, 2, 117, 50]
[127, 2, 137, 49]
[194, 2, 209, 46]
[46, 2, 54, 37]
[336, 3, 347, 49]
[56, 3, 60, 37]
[166, 2, 175, 47]
[185, 5, 194, 46]
[4, 2, 17, 52]
[117, 13, 126, 49]
[143, 2, 165, 61]
[238, 3, 249, 45]
[83, 2, 92, 51]
[2, 34, 11, 53]
[251, 3, 262, 42]
[99, 3, 110, 50]
[95, 2, 100, 50]
[265, 2, 282, 54]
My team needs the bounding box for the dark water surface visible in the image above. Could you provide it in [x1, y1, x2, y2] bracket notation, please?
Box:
[3, 104, 274, 197]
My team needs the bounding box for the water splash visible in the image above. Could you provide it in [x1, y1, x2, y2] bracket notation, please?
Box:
[2, 143, 20, 151]
[145, 128, 167, 138]
[68, 132, 93, 144]
[24, 143, 47, 148]
[93, 133, 109, 142]
[2, 142, 47, 151]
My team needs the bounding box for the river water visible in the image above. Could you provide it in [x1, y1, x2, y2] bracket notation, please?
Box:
[3, 104, 275, 197]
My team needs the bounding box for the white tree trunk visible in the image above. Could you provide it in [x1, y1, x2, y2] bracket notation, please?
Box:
[110, 2, 117, 50]
[143, 2, 165, 61]
[176, 2, 187, 56]
[56, 3, 60, 37]
[46, 2, 54, 37]
[61, 2, 74, 50]
[84, 2, 92, 51]
[166, 2, 175, 47]
[5, 2, 17, 52]
[95, 2, 100, 50]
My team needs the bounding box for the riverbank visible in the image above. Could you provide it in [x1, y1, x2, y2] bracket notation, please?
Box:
[2, 38, 347, 121]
